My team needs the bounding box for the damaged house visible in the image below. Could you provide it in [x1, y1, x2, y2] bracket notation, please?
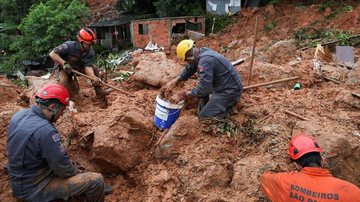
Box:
[91, 15, 205, 50]
[131, 16, 205, 48]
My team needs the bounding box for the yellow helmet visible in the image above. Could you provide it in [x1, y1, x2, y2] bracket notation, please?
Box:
[176, 39, 194, 61]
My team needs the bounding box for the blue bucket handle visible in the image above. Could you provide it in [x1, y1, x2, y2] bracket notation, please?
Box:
[155, 104, 183, 116]
[167, 108, 182, 116]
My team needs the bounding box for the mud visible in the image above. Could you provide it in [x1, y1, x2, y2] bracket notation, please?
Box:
[1, 2, 360, 201]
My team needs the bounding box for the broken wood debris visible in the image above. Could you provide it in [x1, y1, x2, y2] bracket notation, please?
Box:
[300, 33, 360, 51]
[351, 93, 360, 99]
[322, 76, 342, 84]
[231, 58, 246, 66]
[284, 110, 309, 121]
[248, 15, 259, 86]
[243, 76, 299, 90]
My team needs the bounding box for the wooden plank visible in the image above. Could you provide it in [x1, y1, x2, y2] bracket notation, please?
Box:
[243, 76, 299, 90]
[284, 110, 309, 121]
[300, 34, 360, 51]
[322, 76, 342, 84]
[352, 93, 360, 99]
[248, 16, 259, 86]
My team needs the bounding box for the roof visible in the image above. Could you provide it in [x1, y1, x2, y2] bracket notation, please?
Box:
[91, 18, 130, 27]
[131, 16, 205, 22]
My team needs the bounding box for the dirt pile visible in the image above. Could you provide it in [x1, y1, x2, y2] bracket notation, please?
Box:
[1, 2, 360, 201]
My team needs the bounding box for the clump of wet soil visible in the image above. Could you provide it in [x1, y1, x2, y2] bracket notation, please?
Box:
[1, 2, 360, 201]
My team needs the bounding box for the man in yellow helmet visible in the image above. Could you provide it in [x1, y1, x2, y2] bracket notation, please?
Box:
[160, 39, 243, 119]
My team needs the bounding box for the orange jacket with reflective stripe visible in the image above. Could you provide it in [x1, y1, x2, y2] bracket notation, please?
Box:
[259, 167, 360, 202]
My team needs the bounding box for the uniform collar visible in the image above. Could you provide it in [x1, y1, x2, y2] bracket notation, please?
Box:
[301, 167, 333, 177]
[31, 105, 49, 121]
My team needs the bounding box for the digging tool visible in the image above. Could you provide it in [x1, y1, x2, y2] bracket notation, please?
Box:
[243, 76, 299, 90]
[71, 69, 134, 97]
[248, 15, 259, 86]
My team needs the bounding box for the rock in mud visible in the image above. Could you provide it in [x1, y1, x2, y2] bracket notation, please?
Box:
[132, 52, 183, 87]
[155, 115, 201, 159]
[92, 109, 153, 172]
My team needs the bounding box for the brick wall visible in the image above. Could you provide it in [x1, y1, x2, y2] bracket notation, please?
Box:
[132, 19, 170, 48]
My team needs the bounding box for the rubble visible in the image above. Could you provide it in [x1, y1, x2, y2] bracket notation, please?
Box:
[1, 2, 360, 201]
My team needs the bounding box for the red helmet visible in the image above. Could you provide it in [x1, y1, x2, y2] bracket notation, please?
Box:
[35, 83, 70, 106]
[289, 133, 322, 160]
[77, 28, 97, 45]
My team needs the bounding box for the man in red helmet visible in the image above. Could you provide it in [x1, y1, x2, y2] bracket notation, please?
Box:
[49, 27, 111, 101]
[259, 133, 360, 202]
[7, 83, 107, 201]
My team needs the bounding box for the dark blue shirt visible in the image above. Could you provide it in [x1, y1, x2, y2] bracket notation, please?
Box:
[7, 106, 77, 200]
[180, 48, 243, 99]
[53, 41, 95, 69]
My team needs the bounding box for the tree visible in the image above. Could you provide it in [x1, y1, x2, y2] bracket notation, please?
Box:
[1, 0, 89, 72]
[0, 0, 43, 24]
[0, 0, 43, 51]
[116, 0, 156, 14]
[153, 0, 205, 17]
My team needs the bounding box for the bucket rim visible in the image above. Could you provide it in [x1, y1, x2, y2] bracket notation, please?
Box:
[156, 95, 184, 109]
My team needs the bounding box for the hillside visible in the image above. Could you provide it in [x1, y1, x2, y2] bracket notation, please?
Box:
[0, 1, 359, 201]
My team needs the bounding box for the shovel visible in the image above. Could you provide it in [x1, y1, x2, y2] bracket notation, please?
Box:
[71, 69, 134, 97]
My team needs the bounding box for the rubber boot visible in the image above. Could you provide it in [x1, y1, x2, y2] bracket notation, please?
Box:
[94, 86, 112, 98]
[94, 86, 109, 109]
[104, 183, 113, 195]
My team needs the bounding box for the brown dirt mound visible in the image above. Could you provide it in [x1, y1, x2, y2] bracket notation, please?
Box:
[1, 2, 360, 201]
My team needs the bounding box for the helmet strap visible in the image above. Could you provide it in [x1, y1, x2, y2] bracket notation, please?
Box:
[38, 102, 59, 122]
[80, 42, 86, 50]
[186, 48, 195, 61]
[49, 106, 59, 123]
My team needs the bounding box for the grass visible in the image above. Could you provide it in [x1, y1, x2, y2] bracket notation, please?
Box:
[295, 28, 353, 47]
[264, 21, 277, 32]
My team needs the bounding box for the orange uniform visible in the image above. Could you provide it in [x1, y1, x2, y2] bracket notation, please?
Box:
[260, 167, 360, 202]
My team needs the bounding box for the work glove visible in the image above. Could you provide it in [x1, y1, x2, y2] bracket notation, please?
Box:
[63, 62, 72, 74]
[91, 76, 102, 86]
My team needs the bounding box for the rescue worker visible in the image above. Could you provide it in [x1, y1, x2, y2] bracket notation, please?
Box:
[7, 83, 106, 201]
[259, 133, 360, 202]
[49, 27, 111, 98]
[160, 39, 243, 119]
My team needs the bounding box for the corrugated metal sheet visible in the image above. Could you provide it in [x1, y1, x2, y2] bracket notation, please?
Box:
[91, 18, 130, 27]
[207, 0, 241, 15]
[336, 46, 355, 64]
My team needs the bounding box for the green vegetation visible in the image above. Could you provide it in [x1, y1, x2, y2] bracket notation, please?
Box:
[12, 78, 29, 88]
[154, 0, 204, 17]
[264, 21, 277, 32]
[0, 0, 43, 52]
[0, 0, 88, 73]
[317, 0, 335, 13]
[295, 28, 353, 47]
[116, 0, 155, 14]
[335, 31, 353, 46]
[205, 13, 232, 34]
[202, 118, 239, 138]
[260, 0, 280, 6]
[0, 0, 43, 25]
[317, 1, 354, 20]
[295, 1, 355, 48]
